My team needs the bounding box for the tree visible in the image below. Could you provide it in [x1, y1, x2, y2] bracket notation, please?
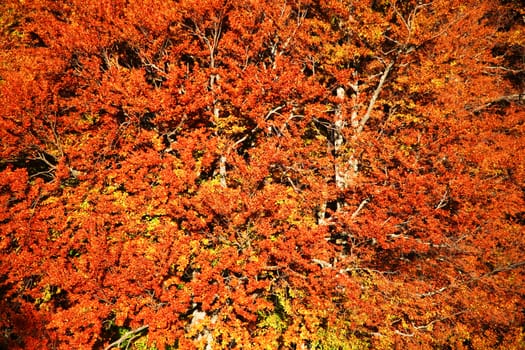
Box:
[1, 0, 523, 348]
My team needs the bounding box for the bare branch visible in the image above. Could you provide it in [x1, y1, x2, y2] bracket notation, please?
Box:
[471, 93, 524, 113]
[356, 61, 395, 133]
[312, 258, 333, 269]
[484, 66, 525, 73]
[351, 197, 371, 219]
[413, 310, 468, 331]
[476, 260, 525, 280]
[264, 105, 284, 120]
[418, 261, 525, 298]
[435, 189, 449, 209]
[372, 310, 468, 338]
[417, 286, 448, 298]
[104, 325, 149, 350]
[394, 330, 414, 337]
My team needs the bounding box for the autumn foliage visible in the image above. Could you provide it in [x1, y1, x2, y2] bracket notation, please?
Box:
[1, 0, 524, 349]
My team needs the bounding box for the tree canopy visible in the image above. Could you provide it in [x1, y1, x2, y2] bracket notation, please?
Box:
[1, 0, 524, 348]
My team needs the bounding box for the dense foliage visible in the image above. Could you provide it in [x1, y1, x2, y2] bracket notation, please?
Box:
[1, 0, 524, 348]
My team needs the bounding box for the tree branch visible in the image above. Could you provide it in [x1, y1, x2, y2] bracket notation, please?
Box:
[418, 260, 525, 298]
[471, 93, 524, 113]
[356, 61, 395, 133]
[351, 197, 371, 219]
[104, 325, 149, 350]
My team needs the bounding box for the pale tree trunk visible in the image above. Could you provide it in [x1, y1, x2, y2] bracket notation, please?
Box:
[189, 310, 217, 350]
[319, 61, 394, 224]
[346, 60, 394, 188]
[333, 87, 348, 211]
